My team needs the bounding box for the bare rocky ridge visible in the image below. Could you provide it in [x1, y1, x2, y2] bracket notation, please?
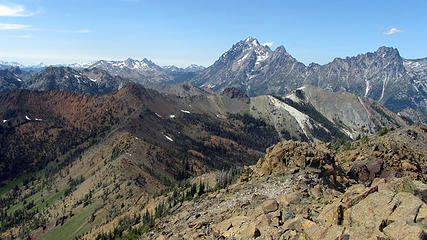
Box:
[249, 85, 406, 141]
[291, 85, 407, 138]
[137, 124, 427, 240]
[148, 82, 212, 97]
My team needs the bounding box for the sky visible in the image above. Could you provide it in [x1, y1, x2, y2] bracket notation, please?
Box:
[0, 0, 426, 67]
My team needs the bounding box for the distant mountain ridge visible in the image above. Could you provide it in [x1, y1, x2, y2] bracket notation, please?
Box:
[89, 58, 205, 85]
[0, 61, 94, 71]
[192, 37, 427, 115]
[162, 64, 206, 73]
[0, 57, 205, 94]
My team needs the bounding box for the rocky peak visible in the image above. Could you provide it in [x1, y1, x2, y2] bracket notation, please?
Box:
[217, 37, 273, 69]
[244, 36, 260, 46]
[230, 37, 270, 54]
[373, 46, 404, 66]
[376, 46, 400, 57]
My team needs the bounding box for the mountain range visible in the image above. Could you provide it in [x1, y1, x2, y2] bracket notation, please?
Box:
[0, 61, 94, 71]
[4, 36, 424, 118]
[193, 37, 427, 115]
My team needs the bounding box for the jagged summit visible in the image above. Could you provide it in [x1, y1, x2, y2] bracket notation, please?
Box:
[376, 46, 400, 56]
[244, 36, 261, 46]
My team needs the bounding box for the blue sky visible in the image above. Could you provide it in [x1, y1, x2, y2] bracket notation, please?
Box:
[0, 0, 426, 67]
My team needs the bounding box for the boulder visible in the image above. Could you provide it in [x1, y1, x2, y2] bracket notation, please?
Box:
[263, 199, 279, 213]
[383, 220, 426, 240]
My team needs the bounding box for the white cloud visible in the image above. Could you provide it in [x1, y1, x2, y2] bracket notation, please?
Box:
[0, 23, 31, 30]
[262, 42, 273, 47]
[384, 27, 403, 35]
[0, 3, 36, 17]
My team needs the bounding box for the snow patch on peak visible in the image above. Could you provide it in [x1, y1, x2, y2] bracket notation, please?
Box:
[237, 53, 250, 65]
[2, 120, 7, 124]
[245, 36, 254, 42]
[255, 48, 271, 65]
[252, 39, 259, 46]
[25, 115, 31, 121]
[244, 37, 260, 46]
[365, 80, 370, 97]
[180, 110, 190, 114]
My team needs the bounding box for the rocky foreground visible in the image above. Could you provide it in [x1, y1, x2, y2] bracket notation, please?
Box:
[137, 124, 427, 240]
